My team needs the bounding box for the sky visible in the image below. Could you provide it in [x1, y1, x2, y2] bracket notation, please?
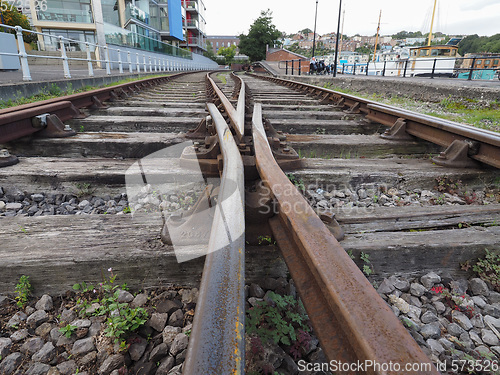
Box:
[202, 0, 500, 38]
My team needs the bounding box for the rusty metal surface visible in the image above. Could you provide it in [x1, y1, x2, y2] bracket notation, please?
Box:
[0, 101, 75, 143]
[367, 104, 500, 168]
[183, 103, 245, 374]
[0, 74, 181, 144]
[249, 72, 500, 170]
[252, 102, 439, 374]
[207, 73, 245, 140]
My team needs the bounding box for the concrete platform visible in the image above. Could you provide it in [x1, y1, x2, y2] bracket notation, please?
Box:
[0, 67, 171, 102]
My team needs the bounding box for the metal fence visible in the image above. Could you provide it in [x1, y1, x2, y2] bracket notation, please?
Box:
[278, 57, 500, 81]
[0, 24, 213, 81]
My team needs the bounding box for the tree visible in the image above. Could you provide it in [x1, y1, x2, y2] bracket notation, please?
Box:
[203, 40, 217, 62]
[355, 45, 371, 54]
[458, 34, 500, 55]
[0, 2, 37, 43]
[218, 44, 237, 65]
[238, 9, 282, 62]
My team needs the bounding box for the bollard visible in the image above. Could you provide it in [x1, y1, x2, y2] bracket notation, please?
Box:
[128, 51, 132, 73]
[15, 26, 32, 81]
[154, 57, 157, 72]
[382, 61, 386, 76]
[85, 42, 94, 77]
[143, 54, 147, 72]
[118, 49, 123, 73]
[136, 53, 141, 73]
[149, 56, 152, 72]
[431, 59, 437, 79]
[104, 46, 111, 75]
[59, 36, 71, 78]
[468, 57, 476, 81]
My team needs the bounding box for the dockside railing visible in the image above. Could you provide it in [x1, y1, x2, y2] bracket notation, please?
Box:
[0, 24, 214, 81]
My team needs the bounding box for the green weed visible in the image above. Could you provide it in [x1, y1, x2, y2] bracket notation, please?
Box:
[286, 173, 305, 192]
[15, 275, 32, 308]
[59, 324, 78, 338]
[73, 269, 148, 343]
[462, 249, 500, 292]
[246, 291, 310, 347]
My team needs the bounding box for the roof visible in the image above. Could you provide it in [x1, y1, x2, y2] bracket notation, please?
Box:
[267, 48, 308, 60]
[409, 45, 458, 50]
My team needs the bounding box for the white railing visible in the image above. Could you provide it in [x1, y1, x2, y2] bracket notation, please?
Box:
[0, 24, 214, 81]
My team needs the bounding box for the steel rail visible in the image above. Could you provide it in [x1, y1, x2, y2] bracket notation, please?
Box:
[252, 102, 439, 374]
[365, 103, 500, 168]
[248, 73, 500, 169]
[183, 102, 246, 374]
[207, 73, 245, 140]
[0, 73, 186, 144]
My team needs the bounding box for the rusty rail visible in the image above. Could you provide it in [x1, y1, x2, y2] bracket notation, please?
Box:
[206, 73, 245, 141]
[0, 73, 183, 144]
[193, 71, 439, 373]
[183, 86, 246, 373]
[251, 102, 438, 374]
[248, 72, 500, 169]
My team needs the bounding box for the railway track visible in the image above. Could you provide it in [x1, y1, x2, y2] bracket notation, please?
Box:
[0, 70, 500, 374]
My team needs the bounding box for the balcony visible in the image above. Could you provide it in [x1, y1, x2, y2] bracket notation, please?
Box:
[36, 8, 93, 23]
[126, 4, 149, 25]
[182, 36, 206, 50]
[105, 27, 192, 59]
[184, 1, 198, 12]
[183, 19, 199, 29]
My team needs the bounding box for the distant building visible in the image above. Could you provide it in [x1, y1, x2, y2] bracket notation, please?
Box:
[27, 0, 187, 52]
[23, 0, 207, 56]
[181, 0, 207, 54]
[339, 51, 369, 64]
[206, 35, 239, 54]
[460, 53, 500, 70]
[405, 38, 426, 45]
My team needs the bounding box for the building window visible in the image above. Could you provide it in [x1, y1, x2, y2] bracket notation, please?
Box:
[485, 60, 491, 66]
[37, 0, 94, 23]
[476, 60, 482, 65]
[494, 59, 499, 65]
[41, 29, 96, 51]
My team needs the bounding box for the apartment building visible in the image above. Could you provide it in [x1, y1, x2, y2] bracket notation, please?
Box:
[206, 35, 239, 55]
[180, 0, 206, 54]
[26, 0, 200, 56]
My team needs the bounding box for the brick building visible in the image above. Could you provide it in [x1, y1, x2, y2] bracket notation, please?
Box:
[206, 35, 239, 54]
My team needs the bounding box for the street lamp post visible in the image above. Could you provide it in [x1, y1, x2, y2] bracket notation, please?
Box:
[311, 0, 318, 58]
[333, 0, 342, 77]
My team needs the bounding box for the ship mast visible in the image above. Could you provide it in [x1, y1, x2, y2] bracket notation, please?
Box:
[338, 10, 345, 57]
[372, 10, 381, 62]
[427, 0, 437, 46]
